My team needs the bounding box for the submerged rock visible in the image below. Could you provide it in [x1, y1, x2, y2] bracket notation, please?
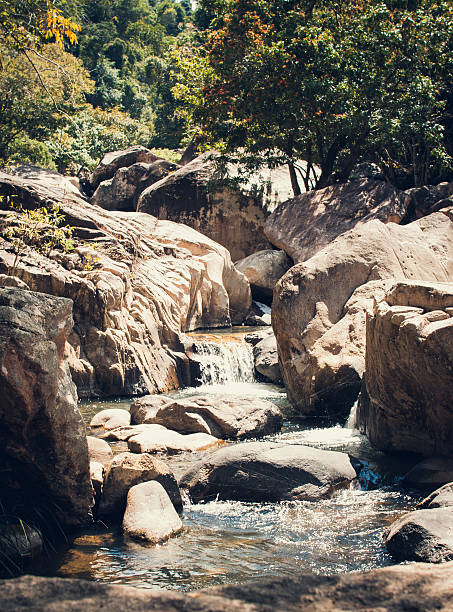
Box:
[179, 441, 357, 503]
[98, 452, 182, 517]
[386, 507, 453, 563]
[134, 395, 283, 439]
[122, 481, 182, 544]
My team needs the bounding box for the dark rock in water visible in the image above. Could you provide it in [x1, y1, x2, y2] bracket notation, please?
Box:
[122, 481, 182, 544]
[138, 395, 283, 439]
[386, 507, 453, 563]
[235, 249, 292, 303]
[137, 153, 273, 261]
[179, 441, 357, 503]
[253, 334, 281, 384]
[98, 452, 182, 517]
[0, 288, 92, 528]
[3, 561, 453, 611]
[403, 458, 453, 489]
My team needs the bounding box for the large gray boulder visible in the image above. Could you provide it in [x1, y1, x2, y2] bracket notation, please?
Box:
[386, 508, 453, 563]
[272, 208, 453, 418]
[179, 442, 357, 503]
[253, 334, 281, 383]
[98, 452, 182, 517]
[0, 166, 251, 398]
[265, 179, 409, 263]
[91, 159, 179, 212]
[90, 409, 131, 430]
[122, 481, 183, 544]
[357, 281, 453, 456]
[137, 154, 273, 261]
[130, 394, 172, 425]
[90, 146, 161, 190]
[132, 395, 283, 439]
[0, 288, 92, 527]
[3, 564, 453, 611]
[235, 249, 292, 303]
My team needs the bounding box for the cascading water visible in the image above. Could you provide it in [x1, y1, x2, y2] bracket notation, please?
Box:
[187, 334, 255, 386]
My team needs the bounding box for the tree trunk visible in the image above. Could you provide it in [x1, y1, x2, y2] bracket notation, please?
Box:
[288, 161, 301, 197]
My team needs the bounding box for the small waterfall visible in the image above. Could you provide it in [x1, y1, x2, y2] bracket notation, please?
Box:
[345, 399, 358, 429]
[189, 336, 255, 386]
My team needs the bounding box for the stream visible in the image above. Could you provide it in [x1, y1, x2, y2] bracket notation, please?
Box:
[42, 327, 420, 591]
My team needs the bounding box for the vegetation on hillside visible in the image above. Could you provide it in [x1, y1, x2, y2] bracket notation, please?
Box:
[0, 0, 451, 192]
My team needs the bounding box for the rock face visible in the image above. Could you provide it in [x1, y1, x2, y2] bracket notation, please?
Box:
[98, 452, 182, 517]
[265, 179, 409, 263]
[0, 166, 251, 398]
[91, 159, 179, 212]
[272, 209, 453, 418]
[134, 395, 283, 439]
[419, 483, 453, 509]
[179, 442, 357, 503]
[137, 154, 273, 261]
[122, 481, 183, 544]
[235, 250, 292, 303]
[0, 288, 92, 527]
[90, 146, 162, 191]
[403, 458, 453, 488]
[3, 563, 453, 612]
[386, 508, 453, 563]
[357, 281, 453, 456]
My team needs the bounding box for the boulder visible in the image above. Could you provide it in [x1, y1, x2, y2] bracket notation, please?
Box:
[137, 153, 273, 261]
[386, 508, 453, 563]
[404, 182, 453, 220]
[403, 458, 453, 489]
[357, 281, 453, 456]
[130, 394, 172, 425]
[127, 425, 220, 454]
[253, 334, 281, 383]
[90, 461, 105, 503]
[419, 483, 453, 509]
[87, 436, 113, 466]
[0, 274, 29, 289]
[0, 166, 251, 398]
[0, 288, 92, 528]
[90, 409, 131, 430]
[244, 328, 273, 347]
[3, 564, 453, 611]
[143, 395, 283, 439]
[243, 300, 272, 325]
[272, 209, 453, 418]
[122, 481, 183, 544]
[235, 250, 292, 303]
[91, 159, 179, 212]
[179, 441, 357, 503]
[265, 179, 409, 263]
[103, 424, 153, 442]
[98, 452, 182, 517]
[90, 146, 162, 190]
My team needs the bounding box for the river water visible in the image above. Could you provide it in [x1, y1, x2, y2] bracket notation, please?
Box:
[49, 328, 420, 591]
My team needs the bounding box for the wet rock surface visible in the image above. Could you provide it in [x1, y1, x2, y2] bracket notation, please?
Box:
[122, 481, 183, 544]
[180, 441, 357, 503]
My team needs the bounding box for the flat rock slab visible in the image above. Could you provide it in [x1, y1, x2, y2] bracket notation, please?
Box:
[127, 425, 221, 454]
[98, 452, 182, 517]
[90, 409, 131, 430]
[122, 481, 182, 544]
[386, 507, 453, 563]
[141, 395, 283, 439]
[179, 441, 357, 503]
[4, 562, 453, 611]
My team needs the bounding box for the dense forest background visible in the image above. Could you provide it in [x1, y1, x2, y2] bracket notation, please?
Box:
[0, 0, 452, 191]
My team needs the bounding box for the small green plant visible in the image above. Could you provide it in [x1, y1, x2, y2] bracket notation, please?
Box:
[4, 202, 74, 276]
[82, 253, 100, 271]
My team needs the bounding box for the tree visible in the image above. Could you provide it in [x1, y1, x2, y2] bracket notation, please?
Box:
[173, 0, 453, 192]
